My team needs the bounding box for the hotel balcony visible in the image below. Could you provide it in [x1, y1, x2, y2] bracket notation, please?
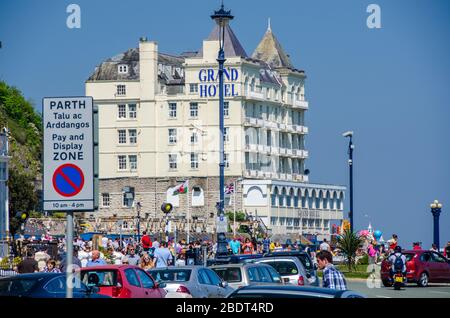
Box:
[243, 117, 259, 127]
[244, 143, 258, 152]
[247, 91, 265, 100]
[270, 146, 279, 155]
[293, 100, 309, 110]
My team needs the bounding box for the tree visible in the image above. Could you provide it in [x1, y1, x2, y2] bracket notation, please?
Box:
[336, 230, 363, 272]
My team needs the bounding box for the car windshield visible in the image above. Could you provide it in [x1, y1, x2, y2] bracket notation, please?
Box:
[149, 270, 192, 282]
[212, 268, 242, 283]
[80, 270, 118, 287]
[405, 254, 414, 262]
[0, 278, 39, 295]
[263, 261, 299, 276]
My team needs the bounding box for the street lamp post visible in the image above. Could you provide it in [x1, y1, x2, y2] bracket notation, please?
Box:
[136, 202, 141, 243]
[343, 131, 354, 233]
[430, 200, 442, 251]
[211, 3, 233, 257]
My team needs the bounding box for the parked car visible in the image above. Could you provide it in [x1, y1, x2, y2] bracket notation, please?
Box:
[148, 266, 233, 298]
[210, 263, 283, 289]
[250, 256, 311, 286]
[263, 251, 319, 286]
[207, 254, 264, 266]
[381, 250, 450, 287]
[227, 285, 366, 298]
[79, 265, 166, 298]
[0, 273, 110, 298]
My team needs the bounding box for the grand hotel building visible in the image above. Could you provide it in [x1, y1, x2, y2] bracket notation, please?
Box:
[84, 17, 345, 240]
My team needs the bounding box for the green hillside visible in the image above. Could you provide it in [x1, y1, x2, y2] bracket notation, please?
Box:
[0, 81, 42, 234]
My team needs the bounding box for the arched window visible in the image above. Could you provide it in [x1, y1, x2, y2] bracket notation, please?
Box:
[271, 187, 278, 206]
[279, 188, 286, 206]
[286, 188, 293, 207]
[316, 191, 322, 209]
[192, 186, 204, 207]
[301, 190, 307, 208]
[293, 189, 299, 208]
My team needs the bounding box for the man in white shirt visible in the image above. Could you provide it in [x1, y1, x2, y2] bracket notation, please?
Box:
[101, 236, 108, 249]
[320, 238, 331, 252]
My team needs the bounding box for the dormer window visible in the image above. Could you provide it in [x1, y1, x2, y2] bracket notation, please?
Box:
[118, 64, 128, 74]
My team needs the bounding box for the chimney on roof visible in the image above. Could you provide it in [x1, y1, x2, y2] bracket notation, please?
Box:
[139, 39, 158, 99]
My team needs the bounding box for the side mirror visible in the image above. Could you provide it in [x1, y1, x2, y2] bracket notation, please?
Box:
[157, 282, 167, 289]
[221, 281, 229, 288]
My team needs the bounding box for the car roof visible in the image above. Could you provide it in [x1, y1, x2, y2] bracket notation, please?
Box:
[254, 256, 301, 262]
[147, 266, 203, 271]
[80, 265, 141, 271]
[210, 263, 270, 268]
[264, 251, 307, 256]
[0, 272, 62, 280]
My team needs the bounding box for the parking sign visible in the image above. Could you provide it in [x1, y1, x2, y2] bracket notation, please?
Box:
[43, 97, 94, 211]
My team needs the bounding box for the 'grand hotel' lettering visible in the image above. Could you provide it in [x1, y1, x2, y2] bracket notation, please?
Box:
[198, 68, 239, 98]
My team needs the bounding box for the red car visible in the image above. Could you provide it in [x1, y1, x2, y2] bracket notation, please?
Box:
[381, 250, 450, 287]
[79, 265, 167, 298]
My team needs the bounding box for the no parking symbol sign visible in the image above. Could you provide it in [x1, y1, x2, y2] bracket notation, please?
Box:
[43, 97, 94, 211]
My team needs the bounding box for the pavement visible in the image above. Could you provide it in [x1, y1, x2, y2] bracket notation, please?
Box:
[346, 278, 450, 298]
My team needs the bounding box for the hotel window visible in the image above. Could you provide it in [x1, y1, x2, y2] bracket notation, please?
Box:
[118, 155, 127, 170]
[118, 130, 127, 144]
[118, 64, 128, 74]
[169, 154, 177, 169]
[128, 104, 137, 118]
[223, 101, 229, 117]
[118, 104, 127, 118]
[190, 153, 199, 169]
[224, 127, 229, 142]
[168, 129, 177, 144]
[169, 103, 177, 118]
[224, 153, 230, 168]
[129, 129, 137, 144]
[189, 84, 198, 93]
[117, 85, 126, 96]
[190, 102, 198, 118]
[190, 132, 198, 144]
[129, 155, 137, 171]
[101, 193, 110, 207]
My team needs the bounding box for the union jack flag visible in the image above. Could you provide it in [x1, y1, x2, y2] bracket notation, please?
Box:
[225, 183, 234, 194]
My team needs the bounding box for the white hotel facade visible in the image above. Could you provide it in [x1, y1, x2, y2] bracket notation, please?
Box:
[84, 18, 345, 240]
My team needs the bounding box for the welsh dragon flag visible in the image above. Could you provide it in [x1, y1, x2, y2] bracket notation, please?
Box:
[173, 180, 188, 195]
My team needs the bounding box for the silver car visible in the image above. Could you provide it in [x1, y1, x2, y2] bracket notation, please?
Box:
[148, 266, 233, 298]
[251, 256, 312, 286]
[210, 263, 283, 290]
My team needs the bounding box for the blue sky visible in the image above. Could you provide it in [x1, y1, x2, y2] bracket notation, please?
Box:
[1, 0, 449, 249]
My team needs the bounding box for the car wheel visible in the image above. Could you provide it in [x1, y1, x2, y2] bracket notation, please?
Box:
[417, 272, 428, 287]
[382, 280, 392, 287]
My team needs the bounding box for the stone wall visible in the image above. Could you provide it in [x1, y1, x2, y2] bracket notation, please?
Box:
[79, 176, 243, 233]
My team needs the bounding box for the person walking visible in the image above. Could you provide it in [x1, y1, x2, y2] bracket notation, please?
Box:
[229, 237, 241, 255]
[367, 240, 377, 265]
[141, 231, 152, 253]
[262, 235, 271, 254]
[35, 246, 51, 272]
[153, 241, 173, 268]
[139, 253, 154, 270]
[316, 250, 347, 290]
[320, 238, 331, 252]
[43, 260, 61, 273]
[387, 234, 398, 252]
[125, 247, 140, 266]
[86, 250, 107, 267]
[241, 238, 254, 255]
[17, 251, 39, 274]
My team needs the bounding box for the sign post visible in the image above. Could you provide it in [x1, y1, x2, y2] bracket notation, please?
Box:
[43, 97, 95, 298]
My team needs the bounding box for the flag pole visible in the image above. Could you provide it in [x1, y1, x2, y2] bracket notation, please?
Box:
[187, 179, 190, 244]
[233, 181, 236, 237]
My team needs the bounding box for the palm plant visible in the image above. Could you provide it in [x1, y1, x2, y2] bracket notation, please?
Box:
[336, 230, 363, 272]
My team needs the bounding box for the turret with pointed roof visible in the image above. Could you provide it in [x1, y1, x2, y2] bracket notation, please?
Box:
[197, 23, 248, 58]
[252, 20, 294, 69]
